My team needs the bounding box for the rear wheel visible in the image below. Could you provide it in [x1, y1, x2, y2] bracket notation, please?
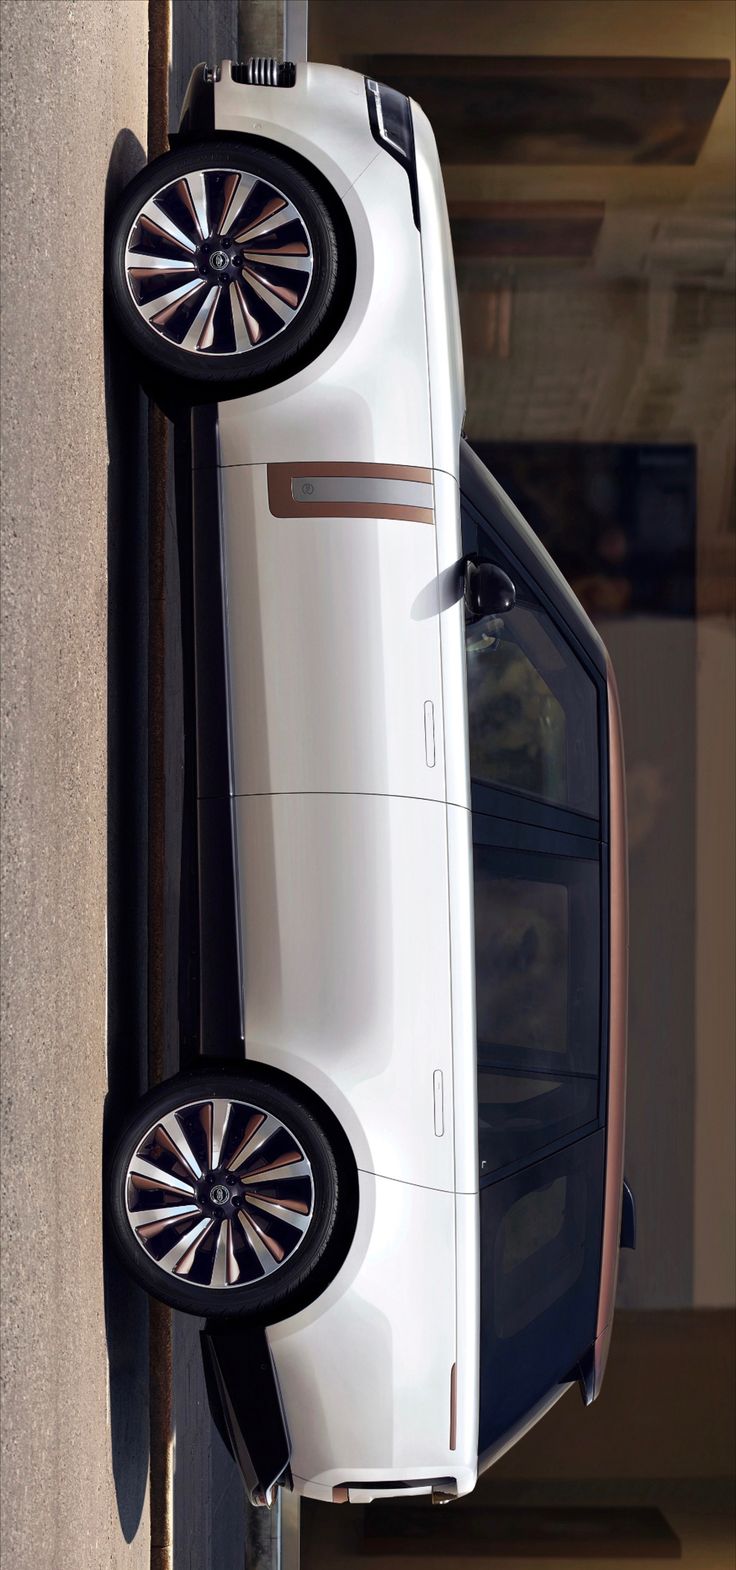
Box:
[107, 1072, 347, 1318]
[105, 140, 341, 394]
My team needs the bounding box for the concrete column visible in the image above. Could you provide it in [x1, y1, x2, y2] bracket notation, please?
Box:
[238, 0, 284, 57]
[238, 0, 308, 60]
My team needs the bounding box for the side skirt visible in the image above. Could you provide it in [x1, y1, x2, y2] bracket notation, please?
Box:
[175, 403, 243, 1060]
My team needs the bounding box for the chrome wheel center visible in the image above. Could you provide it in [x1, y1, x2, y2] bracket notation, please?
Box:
[124, 166, 313, 356]
[124, 1095, 314, 1291]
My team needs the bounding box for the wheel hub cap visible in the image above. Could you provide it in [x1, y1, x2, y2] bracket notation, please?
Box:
[123, 1096, 314, 1291]
[124, 166, 314, 357]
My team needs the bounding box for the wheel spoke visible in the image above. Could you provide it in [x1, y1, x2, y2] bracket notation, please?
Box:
[227, 1220, 241, 1284]
[217, 172, 255, 235]
[179, 285, 221, 352]
[174, 177, 206, 242]
[240, 1154, 311, 1184]
[241, 250, 311, 271]
[229, 1111, 283, 1172]
[245, 1191, 310, 1213]
[210, 1219, 228, 1287]
[231, 194, 288, 244]
[139, 277, 207, 326]
[245, 1194, 311, 1233]
[129, 1156, 196, 1196]
[183, 171, 209, 241]
[229, 277, 260, 349]
[138, 201, 198, 254]
[234, 213, 298, 250]
[238, 1210, 283, 1274]
[210, 1099, 232, 1170]
[241, 262, 301, 310]
[210, 1219, 241, 1286]
[157, 1112, 204, 1180]
[227, 1111, 279, 1174]
[240, 267, 297, 325]
[133, 1202, 201, 1238]
[127, 253, 198, 277]
[160, 1215, 215, 1276]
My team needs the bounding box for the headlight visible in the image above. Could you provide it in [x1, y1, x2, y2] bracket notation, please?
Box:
[365, 78, 420, 229]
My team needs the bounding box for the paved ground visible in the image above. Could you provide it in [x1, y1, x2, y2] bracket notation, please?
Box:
[0, 3, 150, 1569]
[2, 5, 285, 1567]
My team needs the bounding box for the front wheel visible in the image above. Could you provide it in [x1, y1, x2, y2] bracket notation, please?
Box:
[106, 1071, 348, 1318]
[105, 139, 342, 393]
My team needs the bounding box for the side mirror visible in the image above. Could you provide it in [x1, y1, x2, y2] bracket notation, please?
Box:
[463, 556, 516, 620]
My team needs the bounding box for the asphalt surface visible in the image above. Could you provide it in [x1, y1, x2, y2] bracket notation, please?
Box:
[0, 4, 150, 1569]
[2, 5, 271, 1567]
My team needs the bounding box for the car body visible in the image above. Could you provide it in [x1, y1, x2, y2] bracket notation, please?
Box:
[107, 58, 631, 1507]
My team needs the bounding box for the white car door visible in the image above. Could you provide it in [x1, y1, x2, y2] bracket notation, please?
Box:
[220, 462, 456, 1191]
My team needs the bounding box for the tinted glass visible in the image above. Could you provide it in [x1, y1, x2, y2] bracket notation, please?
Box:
[494, 1173, 583, 1339]
[474, 840, 600, 1173]
[478, 1071, 597, 1180]
[479, 1132, 604, 1460]
[476, 873, 569, 1055]
[463, 553, 599, 816]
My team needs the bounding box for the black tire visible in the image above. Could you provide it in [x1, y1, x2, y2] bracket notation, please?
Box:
[105, 139, 341, 394]
[107, 1070, 349, 1319]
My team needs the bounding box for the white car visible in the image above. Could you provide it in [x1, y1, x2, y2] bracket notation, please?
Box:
[106, 59, 632, 1507]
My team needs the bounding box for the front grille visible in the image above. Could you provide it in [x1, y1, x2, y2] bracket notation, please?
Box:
[231, 58, 296, 88]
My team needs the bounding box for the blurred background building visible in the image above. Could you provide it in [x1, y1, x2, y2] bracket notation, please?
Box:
[300, 2, 736, 1565]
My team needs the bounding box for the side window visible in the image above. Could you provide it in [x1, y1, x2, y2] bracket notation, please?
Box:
[479, 1133, 605, 1460]
[494, 1172, 585, 1341]
[474, 835, 600, 1178]
[462, 503, 599, 818]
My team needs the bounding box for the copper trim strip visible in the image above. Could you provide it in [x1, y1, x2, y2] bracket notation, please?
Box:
[596, 660, 629, 1354]
[267, 461, 434, 523]
[290, 475, 434, 508]
[449, 1362, 457, 1451]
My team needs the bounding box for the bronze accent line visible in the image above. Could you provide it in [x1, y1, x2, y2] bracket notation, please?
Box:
[267, 461, 434, 523]
[595, 660, 629, 1370]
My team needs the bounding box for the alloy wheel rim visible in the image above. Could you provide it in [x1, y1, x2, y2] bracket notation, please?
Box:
[124, 1096, 315, 1290]
[124, 167, 314, 356]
